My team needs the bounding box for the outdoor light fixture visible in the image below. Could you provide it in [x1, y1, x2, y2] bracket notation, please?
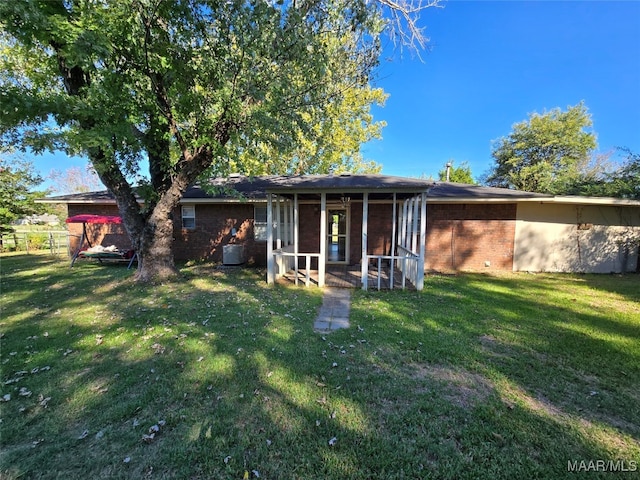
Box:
[340, 196, 351, 207]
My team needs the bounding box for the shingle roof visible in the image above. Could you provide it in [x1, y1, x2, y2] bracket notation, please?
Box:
[427, 182, 551, 200]
[259, 174, 434, 192]
[38, 176, 639, 206]
[38, 189, 123, 204]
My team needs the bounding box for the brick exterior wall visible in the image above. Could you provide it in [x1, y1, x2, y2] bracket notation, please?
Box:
[173, 203, 265, 265]
[67, 203, 266, 265]
[426, 203, 516, 272]
[296, 203, 394, 266]
[66, 201, 517, 272]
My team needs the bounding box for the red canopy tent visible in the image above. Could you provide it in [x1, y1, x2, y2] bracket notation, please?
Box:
[66, 214, 136, 268]
[66, 214, 123, 225]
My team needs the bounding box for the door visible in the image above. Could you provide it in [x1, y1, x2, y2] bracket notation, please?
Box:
[327, 208, 349, 263]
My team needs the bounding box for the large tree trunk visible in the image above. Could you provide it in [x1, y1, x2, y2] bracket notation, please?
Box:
[129, 152, 213, 282]
[134, 200, 178, 282]
[48, 10, 227, 283]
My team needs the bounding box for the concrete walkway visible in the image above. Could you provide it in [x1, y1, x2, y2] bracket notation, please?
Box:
[314, 288, 352, 332]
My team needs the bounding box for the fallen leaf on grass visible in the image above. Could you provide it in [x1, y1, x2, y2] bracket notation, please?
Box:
[19, 387, 32, 397]
[142, 420, 166, 443]
[78, 430, 89, 440]
[1, 394, 10, 402]
[328, 437, 337, 446]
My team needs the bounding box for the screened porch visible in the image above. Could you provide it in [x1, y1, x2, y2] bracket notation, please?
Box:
[263, 175, 429, 291]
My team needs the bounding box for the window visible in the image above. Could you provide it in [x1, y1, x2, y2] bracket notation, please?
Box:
[254, 206, 268, 241]
[182, 205, 196, 230]
[254, 205, 291, 242]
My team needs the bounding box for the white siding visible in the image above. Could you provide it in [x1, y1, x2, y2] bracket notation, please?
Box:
[514, 203, 640, 273]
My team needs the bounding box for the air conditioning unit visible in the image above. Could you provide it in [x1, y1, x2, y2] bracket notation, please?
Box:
[223, 245, 245, 265]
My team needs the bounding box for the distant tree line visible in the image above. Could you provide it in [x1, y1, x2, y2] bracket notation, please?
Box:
[439, 103, 638, 199]
[483, 103, 638, 198]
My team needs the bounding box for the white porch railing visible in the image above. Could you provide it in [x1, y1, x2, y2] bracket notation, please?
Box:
[273, 248, 321, 287]
[365, 247, 420, 290]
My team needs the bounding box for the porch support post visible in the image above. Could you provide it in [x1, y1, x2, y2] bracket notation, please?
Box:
[390, 192, 397, 289]
[319, 192, 327, 287]
[275, 195, 282, 250]
[289, 200, 294, 247]
[361, 192, 369, 290]
[417, 192, 427, 291]
[412, 196, 419, 253]
[294, 193, 299, 285]
[282, 198, 289, 247]
[266, 193, 275, 284]
[401, 199, 408, 249]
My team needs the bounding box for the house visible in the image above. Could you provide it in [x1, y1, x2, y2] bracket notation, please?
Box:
[39, 174, 640, 289]
[14, 214, 60, 226]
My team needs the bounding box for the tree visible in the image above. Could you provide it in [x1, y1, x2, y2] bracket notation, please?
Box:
[0, 155, 47, 231]
[613, 149, 640, 199]
[231, 82, 387, 175]
[484, 103, 597, 194]
[48, 164, 104, 194]
[0, 0, 441, 282]
[569, 148, 640, 199]
[438, 160, 475, 184]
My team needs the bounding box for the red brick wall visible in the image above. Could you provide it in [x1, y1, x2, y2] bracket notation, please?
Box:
[426, 204, 516, 272]
[296, 203, 394, 266]
[66, 202, 517, 272]
[173, 203, 265, 265]
[67, 203, 266, 265]
[366, 203, 396, 258]
[298, 204, 321, 254]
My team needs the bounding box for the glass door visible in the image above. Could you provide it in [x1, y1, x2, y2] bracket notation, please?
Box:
[327, 208, 349, 263]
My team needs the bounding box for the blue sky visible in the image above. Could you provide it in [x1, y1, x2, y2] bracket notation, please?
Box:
[30, 0, 640, 187]
[366, 0, 640, 180]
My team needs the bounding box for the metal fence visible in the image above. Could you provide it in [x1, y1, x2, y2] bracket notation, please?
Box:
[0, 230, 70, 255]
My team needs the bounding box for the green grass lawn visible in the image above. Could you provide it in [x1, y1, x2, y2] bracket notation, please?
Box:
[1, 253, 639, 479]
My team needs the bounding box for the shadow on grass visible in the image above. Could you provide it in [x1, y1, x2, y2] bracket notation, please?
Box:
[1, 256, 639, 479]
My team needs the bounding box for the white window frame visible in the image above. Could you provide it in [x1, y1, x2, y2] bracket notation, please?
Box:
[182, 205, 196, 230]
[254, 204, 291, 242]
[254, 205, 268, 241]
